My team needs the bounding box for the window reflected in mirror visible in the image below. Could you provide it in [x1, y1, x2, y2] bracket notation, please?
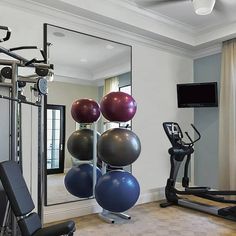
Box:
[47, 105, 65, 174]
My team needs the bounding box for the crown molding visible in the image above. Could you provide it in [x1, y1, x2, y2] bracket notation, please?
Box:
[53, 75, 96, 86]
[107, 0, 236, 49]
[192, 43, 222, 59]
[109, 0, 195, 34]
[1, 0, 195, 58]
[195, 19, 236, 35]
[114, 0, 236, 38]
[0, 0, 225, 60]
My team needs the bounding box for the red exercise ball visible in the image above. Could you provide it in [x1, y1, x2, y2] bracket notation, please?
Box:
[100, 91, 137, 122]
[71, 99, 100, 123]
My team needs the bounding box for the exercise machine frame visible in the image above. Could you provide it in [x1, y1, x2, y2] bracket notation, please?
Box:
[161, 122, 236, 221]
[0, 25, 53, 236]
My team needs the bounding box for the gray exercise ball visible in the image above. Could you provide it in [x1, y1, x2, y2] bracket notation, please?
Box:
[97, 128, 141, 166]
[67, 129, 100, 161]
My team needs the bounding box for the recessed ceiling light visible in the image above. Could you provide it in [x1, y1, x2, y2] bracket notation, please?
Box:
[53, 32, 65, 37]
[80, 58, 88, 63]
[106, 44, 114, 50]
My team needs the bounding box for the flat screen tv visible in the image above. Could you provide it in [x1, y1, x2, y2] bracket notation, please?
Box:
[177, 82, 218, 108]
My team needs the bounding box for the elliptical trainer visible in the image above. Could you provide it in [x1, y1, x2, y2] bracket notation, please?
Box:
[161, 122, 236, 221]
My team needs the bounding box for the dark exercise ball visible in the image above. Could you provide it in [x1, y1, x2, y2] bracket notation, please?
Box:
[71, 99, 100, 123]
[65, 164, 102, 198]
[95, 170, 140, 212]
[100, 91, 137, 122]
[97, 128, 141, 166]
[67, 129, 100, 160]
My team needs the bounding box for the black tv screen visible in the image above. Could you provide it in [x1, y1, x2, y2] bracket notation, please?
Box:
[177, 82, 218, 108]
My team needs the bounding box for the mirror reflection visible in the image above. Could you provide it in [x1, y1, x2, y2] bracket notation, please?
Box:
[45, 24, 132, 206]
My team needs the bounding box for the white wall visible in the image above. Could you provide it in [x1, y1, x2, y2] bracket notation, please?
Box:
[0, 1, 193, 223]
[132, 45, 193, 192]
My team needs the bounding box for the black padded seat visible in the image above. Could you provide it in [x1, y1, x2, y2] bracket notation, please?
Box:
[33, 221, 76, 236]
[0, 160, 34, 216]
[0, 161, 76, 236]
[0, 183, 7, 225]
[18, 213, 75, 236]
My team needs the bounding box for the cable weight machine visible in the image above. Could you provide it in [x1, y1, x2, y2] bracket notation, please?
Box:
[0, 25, 53, 236]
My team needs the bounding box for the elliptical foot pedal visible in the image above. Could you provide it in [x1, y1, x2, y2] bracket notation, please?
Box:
[185, 187, 210, 193]
[219, 206, 236, 217]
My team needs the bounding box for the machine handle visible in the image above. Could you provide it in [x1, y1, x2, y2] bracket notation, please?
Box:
[191, 123, 201, 141]
[0, 26, 9, 31]
[9, 46, 38, 51]
[40, 49, 47, 62]
[184, 124, 201, 146]
[0, 26, 11, 42]
[8, 46, 47, 66]
[185, 131, 193, 143]
[25, 49, 47, 66]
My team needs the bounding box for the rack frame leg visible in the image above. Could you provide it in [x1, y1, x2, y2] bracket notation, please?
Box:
[98, 209, 131, 224]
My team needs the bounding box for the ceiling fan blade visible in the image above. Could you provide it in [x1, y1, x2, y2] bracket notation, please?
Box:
[135, 0, 189, 7]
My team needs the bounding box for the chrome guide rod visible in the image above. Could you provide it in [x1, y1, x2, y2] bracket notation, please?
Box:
[93, 122, 98, 195]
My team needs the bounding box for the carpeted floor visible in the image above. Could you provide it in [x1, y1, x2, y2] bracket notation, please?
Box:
[53, 200, 236, 236]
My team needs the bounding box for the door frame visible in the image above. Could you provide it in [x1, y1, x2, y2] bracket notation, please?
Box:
[46, 104, 66, 175]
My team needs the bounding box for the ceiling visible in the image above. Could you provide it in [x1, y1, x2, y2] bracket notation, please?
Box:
[126, 0, 236, 30]
[47, 25, 131, 83]
[5, 0, 236, 57]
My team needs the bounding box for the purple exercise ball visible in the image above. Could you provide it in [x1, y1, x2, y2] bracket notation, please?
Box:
[71, 99, 100, 123]
[100, 91, 137, 122]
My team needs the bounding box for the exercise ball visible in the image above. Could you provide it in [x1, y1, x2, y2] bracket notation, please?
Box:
[95, 170, 140, 212]
[67, 129, 100, 160]
[64, 164, 102, 198]
[97, 128, 141, 166]
[71, 99, 100, 123]
[100, 92, 137, 122]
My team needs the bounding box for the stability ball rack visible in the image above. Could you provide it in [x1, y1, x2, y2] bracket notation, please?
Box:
[0, 25, 53, 236]
[98, 121, 132, 224]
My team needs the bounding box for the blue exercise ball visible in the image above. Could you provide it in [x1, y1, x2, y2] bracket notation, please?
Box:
[64, 164, 102, 198]
[95, 170, 140, 212]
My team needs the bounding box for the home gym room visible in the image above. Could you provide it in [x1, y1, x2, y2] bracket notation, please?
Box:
[0, 0, 236, 235]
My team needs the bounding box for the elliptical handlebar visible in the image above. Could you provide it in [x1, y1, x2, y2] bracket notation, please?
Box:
[184, 131, 193, 144]
[184, 123, 201, 146]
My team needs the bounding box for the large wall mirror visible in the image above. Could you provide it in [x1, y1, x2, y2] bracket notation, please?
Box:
[44, 24, 132, 206]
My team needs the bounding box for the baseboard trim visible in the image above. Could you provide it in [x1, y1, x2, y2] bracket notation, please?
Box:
[44, 199, 102, 223]
[137, 187, 165, 205]
[44, 187, 165, 223]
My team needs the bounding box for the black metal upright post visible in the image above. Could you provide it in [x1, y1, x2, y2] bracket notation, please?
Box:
[10, 62, 18, 236]
[38, 95, 45, 223]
